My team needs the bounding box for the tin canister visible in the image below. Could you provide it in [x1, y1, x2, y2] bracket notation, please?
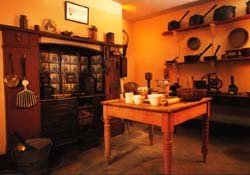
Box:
[106, 32, 114, 43]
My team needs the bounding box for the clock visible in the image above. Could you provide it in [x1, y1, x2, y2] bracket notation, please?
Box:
[122, 29, 129, 45]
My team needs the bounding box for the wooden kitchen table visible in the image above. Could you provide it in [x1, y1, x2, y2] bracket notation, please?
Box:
[102, 97, 212, 175]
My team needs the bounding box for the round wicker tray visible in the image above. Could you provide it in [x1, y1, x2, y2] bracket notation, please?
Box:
[176, 88, 207, 101]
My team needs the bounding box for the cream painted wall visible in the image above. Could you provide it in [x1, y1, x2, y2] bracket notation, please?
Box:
[131, 0, 250, 92]
[0, 31, 6, 155]
[0, 0, 122, 44]
[0, 0, 123, 155]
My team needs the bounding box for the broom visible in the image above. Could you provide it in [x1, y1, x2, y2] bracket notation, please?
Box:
[16, 55, 37, 108]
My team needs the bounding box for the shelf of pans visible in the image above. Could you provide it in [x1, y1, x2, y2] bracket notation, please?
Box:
[166, 56, 250, 65]
[162, 14, 250, 36]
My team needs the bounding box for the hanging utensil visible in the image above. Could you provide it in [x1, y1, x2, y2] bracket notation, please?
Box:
[4, 54, 20, 88]
[189, 4, 217, 26]
[16, 55, 37, 108]
[168, 10, 190, 31]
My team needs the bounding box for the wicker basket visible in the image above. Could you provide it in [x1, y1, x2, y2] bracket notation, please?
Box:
[176, 88, 207, 101]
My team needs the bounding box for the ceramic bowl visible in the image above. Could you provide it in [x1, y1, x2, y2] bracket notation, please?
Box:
[133, 95, 144, 105]
[148, 94, 163, 106]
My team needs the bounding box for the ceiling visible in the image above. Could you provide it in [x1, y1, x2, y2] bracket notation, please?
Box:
[113, 0, 214, 21]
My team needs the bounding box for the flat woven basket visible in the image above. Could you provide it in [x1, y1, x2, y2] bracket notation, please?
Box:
[176, 88, 207, 101]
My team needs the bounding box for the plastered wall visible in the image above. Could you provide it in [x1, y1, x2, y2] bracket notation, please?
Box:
[0, 31, 6, 155]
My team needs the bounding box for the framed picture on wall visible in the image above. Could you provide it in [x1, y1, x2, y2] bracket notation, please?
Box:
[65, 1, 89, 24]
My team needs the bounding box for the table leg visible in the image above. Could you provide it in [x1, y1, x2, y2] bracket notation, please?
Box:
[162, 113, 174, 175]
[103, 106, 111, 165]
[148, 124, 154, 145]
[162, 129, 173, 175]
[201, 114, 209, 163]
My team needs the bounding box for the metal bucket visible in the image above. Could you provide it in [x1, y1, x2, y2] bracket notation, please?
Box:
[13, 138, 52, 175]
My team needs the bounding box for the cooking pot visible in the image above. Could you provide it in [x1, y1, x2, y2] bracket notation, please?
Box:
[184, 43, 213, 63]
[225, 49, 240, 58]
[240, 47, 250, 57]
[213, 5, 236, 21]
[189, 4, 217, 26]
[246, 0, 250, 14]
[204, 45, 221, 61]
[168, 10, 189, 31]
[166, 56, 178, 64]
[187, 37, 201, 50]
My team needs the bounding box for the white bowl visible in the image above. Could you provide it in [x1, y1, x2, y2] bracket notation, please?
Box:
[133, 95, 144, 105]
[148, 94, 163, 106]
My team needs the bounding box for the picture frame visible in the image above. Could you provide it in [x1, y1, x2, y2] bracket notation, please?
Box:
[65, 1, 89, 24]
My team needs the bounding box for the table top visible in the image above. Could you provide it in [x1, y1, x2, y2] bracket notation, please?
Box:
[102, 97, 212, 113]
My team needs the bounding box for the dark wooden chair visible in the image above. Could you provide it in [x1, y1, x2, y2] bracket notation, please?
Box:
[123, 82, 154, 145]
[123, 82, 139, 134]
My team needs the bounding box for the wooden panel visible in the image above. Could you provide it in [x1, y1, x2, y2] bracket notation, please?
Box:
[41, 99, 78, 147]
[173, 103, 207, 125]
[107, 105, 162, 126]
[105, 56, 121, 100]
[3, 30, 40, 140]
[3, 30, 30, 47]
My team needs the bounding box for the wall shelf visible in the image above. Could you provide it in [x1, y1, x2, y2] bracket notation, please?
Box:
[167, 57, 250, 65]
[162, 14, 250, 36]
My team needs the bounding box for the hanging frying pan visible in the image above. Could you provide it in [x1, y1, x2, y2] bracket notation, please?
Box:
[187, 37, 201, 50]
[189, 4, 217, 26]
[168, 10, 190, 31]
[228, 28, 248, 48]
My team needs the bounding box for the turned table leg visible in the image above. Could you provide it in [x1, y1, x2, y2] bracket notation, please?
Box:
[201, 113, 209, 162]
[162, 115, 174, 175]
[103, 105, 111, 165]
